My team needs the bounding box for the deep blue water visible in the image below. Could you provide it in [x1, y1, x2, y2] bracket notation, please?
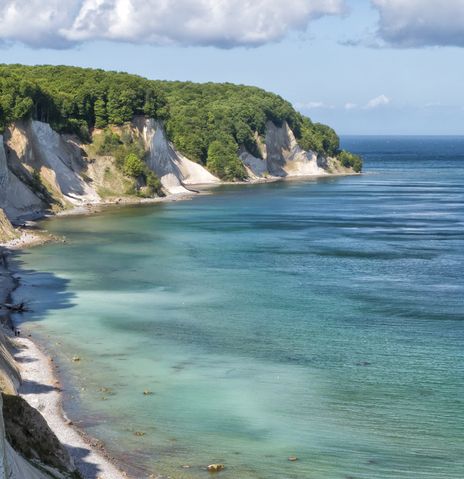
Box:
[14, 136, 464, 478]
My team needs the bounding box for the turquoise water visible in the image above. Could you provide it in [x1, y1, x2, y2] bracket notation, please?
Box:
[14, 137, 464, 478]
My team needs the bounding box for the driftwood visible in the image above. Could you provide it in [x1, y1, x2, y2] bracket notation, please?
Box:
[0, 302, 30, 312]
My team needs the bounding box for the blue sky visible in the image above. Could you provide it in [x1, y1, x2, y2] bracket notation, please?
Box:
[1, 0, 463, 135]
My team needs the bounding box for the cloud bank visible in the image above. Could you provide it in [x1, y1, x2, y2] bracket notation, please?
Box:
[0, 0, 346, 49]
[372, 0, 464, 47]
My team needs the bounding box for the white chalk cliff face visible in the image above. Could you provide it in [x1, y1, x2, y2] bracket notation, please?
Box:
[28, 121, 100, 205]
[0, 134, 44, 221]
[2, 121, 101, 221]
[241, 121, 328, 179]
[0, 117, 343, 223]
[142, 119, 220, 194]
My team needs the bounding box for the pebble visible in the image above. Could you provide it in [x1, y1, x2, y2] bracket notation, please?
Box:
[207, 464, 225, 472]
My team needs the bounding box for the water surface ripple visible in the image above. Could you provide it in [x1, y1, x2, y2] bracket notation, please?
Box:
[15, 136, 464, 478]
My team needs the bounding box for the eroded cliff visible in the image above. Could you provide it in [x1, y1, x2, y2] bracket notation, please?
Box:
[0, 117, 355, 224]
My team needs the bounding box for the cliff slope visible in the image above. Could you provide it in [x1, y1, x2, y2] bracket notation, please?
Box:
[0, 116, 356, 223]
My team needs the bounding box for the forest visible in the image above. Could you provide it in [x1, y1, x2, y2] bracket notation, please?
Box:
[0, 65, 361, 179]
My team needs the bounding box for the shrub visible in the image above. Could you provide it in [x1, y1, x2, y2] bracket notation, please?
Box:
[123, 153, 145, 178]
[145, 171, 164, 197]
[95, 129, 121, 156]
[338, 150, 363, 172]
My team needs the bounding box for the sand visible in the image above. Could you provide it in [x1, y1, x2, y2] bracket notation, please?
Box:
[1, 248, 131, 479]
[14, 335, 129, 479]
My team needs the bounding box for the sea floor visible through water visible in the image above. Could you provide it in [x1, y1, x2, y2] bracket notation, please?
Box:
[13, 136, 464, 479]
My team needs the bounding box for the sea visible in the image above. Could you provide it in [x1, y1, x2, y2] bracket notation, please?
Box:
[13, 136, 464, 478]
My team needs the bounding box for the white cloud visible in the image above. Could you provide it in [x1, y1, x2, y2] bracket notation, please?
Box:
[0, 0, 80, 48]
[304, 101, 325, 109]
[0, 0, 347, 49]
[344, 102, 358, 110]
[364, 94, 390, 109]
[371, 0, 464, 47]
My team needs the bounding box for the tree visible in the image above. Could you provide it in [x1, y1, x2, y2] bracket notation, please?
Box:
[206, 137, 247, 181]
[123, 153, 145, 178]
[94, 98, 107, 129]
[0, 64, 361, 173]
[338, 150, 362, 172]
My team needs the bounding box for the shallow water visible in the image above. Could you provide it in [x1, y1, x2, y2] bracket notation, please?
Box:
[14, 136, 464, 478]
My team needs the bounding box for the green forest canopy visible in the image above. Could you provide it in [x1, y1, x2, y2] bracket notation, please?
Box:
[0, 64, 361, 178]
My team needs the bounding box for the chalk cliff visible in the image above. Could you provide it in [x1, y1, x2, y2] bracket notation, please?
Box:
[141, 118, 220, 195]
[0, 117, 354, 224]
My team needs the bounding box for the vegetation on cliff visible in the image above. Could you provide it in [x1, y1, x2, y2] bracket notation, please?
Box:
[0, 64, 168, 140]
[91, 128, 164, 197]
[338, 150, 363, 173]
[0, 64, 361, 179]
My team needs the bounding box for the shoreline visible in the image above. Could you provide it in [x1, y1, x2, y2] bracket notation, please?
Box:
[14, 334, 130, 479]
[0, 171, 358, 478]
[1, 249, 133, 478]
[1, 171, 359, 250]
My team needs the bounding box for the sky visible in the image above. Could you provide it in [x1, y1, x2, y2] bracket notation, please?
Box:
[1, 0, 464, 135]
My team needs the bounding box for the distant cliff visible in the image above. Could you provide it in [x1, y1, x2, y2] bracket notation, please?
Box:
[0, 116, 357, 224]
[0, 64, 362, 224]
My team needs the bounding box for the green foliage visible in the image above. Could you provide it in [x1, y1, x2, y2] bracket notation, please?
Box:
[296, 117, 340, 156]
[123, 153, 145, 177]
[94, 129, 121, 156]
[94, 98, 107, 129]
[313, 123, 340, 156]
[161, 81, 297, 164]
[121, 151, 164, 197]
[338, 150, 363, 172]
[0, 64, 168, 136]
[206, 137, 247, 181]
[145, 171, 163, 197]
[159, 79, 342, 165]
[0, 64, 358, 179]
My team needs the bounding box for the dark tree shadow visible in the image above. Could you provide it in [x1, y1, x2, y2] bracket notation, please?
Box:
[20, 378, 61, 394]
[15, 355, 38, 364]
[8, 251, 76, 327]
[67, 445, 121, 479]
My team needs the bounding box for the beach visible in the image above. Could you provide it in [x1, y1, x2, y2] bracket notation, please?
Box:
[1, 244, 133, 479]
[14, 335, 129, 479]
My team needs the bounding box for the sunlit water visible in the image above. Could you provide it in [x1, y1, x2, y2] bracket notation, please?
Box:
[14, 137, 464, 478]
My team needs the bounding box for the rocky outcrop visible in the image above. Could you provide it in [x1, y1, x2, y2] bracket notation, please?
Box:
[2, 122, 100, 220]
[27, 122, 100, 206]
[240, 121, 330, 179]
[0, 394, 65, 479]
[0, 134, 44, 222]
[2, 393, 78, 478]
[141, 119, 220, 194]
